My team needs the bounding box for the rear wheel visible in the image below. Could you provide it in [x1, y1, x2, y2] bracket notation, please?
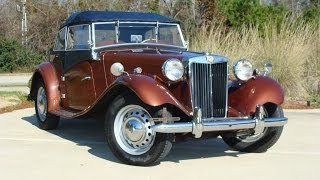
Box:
[105, 93, 173, 166]
[222, 105, 284, 153]
[35, 81, 59, 130]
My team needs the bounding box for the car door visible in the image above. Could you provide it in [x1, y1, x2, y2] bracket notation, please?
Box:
[63, 24, 96, 110]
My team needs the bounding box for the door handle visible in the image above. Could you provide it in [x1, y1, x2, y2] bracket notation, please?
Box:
[81, 76, 92, 81]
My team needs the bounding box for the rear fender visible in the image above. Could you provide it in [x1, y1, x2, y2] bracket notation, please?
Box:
[30, 62, 60, 112]
[111, 74, 192, 115]
[228, 76, 284, 116]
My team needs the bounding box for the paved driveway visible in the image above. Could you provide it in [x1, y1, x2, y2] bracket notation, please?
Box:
[0, 108, 319, 180]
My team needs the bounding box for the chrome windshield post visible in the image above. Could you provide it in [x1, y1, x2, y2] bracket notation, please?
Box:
[115, 20, 120, 43]
[155, 21, 159, 43]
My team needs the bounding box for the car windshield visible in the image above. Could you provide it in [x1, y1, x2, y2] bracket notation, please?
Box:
[94, 22, 184, 48]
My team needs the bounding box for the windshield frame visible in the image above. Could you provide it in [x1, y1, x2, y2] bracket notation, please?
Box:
[91, 21, 187, 50]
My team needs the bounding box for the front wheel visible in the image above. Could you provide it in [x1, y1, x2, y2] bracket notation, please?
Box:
[222, 105, 284, 153]
[105, 93, 173, 166]
[35, 81, 60, 130]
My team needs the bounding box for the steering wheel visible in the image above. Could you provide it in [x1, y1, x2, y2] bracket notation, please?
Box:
[141, 39, 157, 43]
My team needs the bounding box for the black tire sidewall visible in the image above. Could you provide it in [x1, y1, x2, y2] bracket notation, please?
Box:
[105, 93, 173, 166]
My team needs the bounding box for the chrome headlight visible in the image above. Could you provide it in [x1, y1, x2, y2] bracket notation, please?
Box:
[162, 59, 184, 81]
[233, 59, 253, 81]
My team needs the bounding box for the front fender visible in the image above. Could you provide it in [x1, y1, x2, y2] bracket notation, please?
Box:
[228, 76, 284, 116]
[30, 62, 60, 112]
[112, 74, 192, 115]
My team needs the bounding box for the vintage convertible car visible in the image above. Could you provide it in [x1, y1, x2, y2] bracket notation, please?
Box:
[29, 11, 288, 166]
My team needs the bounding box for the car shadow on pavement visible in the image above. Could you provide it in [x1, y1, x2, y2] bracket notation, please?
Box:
[22, 114, 243, 165]
[166, 138, 242, 163]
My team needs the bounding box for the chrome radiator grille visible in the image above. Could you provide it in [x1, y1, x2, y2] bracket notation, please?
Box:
[190, 62, 228, 118]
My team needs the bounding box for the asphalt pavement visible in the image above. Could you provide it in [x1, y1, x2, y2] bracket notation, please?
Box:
[0, 108, 319, 180]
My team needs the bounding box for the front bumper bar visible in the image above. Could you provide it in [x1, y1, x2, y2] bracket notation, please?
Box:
[151, 105, 288, 138]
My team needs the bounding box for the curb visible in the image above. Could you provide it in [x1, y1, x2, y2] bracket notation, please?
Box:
[0, 84, 28, 87]
[0, 74, 32, 87]
[0, 73, 32, 76]
[284, 109, 320, 112]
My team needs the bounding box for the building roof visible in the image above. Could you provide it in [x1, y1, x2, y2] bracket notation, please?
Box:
[60, 11, 179, 28]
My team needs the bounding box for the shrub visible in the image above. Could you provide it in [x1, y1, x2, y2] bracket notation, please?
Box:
[301, 6, 320, 26]
[218, 0, 286, 30]
[0, 36, 43, 73]
[0, 37, 16, 72]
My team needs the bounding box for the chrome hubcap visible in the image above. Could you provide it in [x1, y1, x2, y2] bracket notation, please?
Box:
[124, 118, 145, 142]
[114, 105, 155, 155]
[36, 86, 47, 122]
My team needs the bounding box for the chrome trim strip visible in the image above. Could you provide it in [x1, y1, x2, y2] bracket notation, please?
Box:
[225, 60, 229, 118]
[188, 55, 227, 64]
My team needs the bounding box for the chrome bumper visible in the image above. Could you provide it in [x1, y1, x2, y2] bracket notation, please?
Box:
[151, 105, 288, 138]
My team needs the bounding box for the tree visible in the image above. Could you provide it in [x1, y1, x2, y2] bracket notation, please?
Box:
[198, 0, 221, 25]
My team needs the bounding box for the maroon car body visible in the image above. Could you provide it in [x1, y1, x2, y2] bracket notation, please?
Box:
[30, 11, 287, 166]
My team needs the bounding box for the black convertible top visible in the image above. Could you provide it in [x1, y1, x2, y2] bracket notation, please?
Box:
[60, 11, 179, 28]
